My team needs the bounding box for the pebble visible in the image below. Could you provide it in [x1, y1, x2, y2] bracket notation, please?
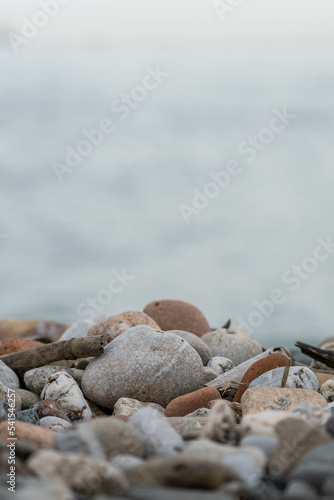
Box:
[0, 360, 20, 389]
[110, 454, 144, 471]
[284, 479, 318, 498]
[88, 310, 160, 340]
[16, 409, 40, 425]
[113, 397, 165, 417]
[202, 328, 263, 366]
[39, 416, 73, 432]
[241, 387, 327, 414]
[233, 353, 289, 403]
[249, 366, 319, 391]
[87, 416, 145, 458]
[290, 441, 334, 491]
[32, 398, 71, 422]
[268, 416, 332, 475]
[167, 416, 208, 438]
[82, 326, 203, 408]
[290, 401, 330, 426]
[240, 434, 278, 458]
[207, 356, 234, 374]
[320, 378, 334, 402]
[315, 372, 334, 386]
[186, 408, 210, 417]
[24, 365, 83, 395]
[240, 411, 289, 436]
[15, 389, 40, 409]
[27, 449, 129, 496]
[54, 423, 105, 459]
[130, 407, 184, 457]
[0, 338, 44, 355]
[167, 330, 212, 365]
[203, 366, 220, 384]
[41, 372, 92, 421]
[143, 299, 211, 337]
[200, 400, 237, 444]
[165, 387, 221, 417]
[126, 454, 238, 489]
[57, 319, 94, 341]
[0, 420, 54, 448]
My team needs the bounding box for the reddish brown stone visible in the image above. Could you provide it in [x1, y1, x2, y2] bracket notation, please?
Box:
[0, 338, 44, 356]
[32, 399, 71, 422]
[143, 299, 210, 337]
[165, 387, 221, 417]
[233, 353, 289, 403]
[88, 311, 160, 341]
[0, 421, 54, 448]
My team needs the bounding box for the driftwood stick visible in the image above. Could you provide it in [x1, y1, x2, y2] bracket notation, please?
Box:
[294, 341, 334, 369]
[0, 335, 109, 371]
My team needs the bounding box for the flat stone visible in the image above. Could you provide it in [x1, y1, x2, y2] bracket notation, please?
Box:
[113, 397, 164, 417]
[234, 353, 289, 403]
[143, 299, 211, 337]
[165, 387, 221, 417]
[202, 329, 262, 366]
[268, 417, 332, 475]
[241, 388, 327, 414]
[130, 407, 184, 457]
[0, 420, 54, 448]
[39, 416, 73, 432]
[0, 360, 19, 389]
[28, 449, 129, 496]
[82, 326, 204, 408]
[167, 330, 212, 365]
[88, 311, 160, 341]
[249, 366, 319, 391]
[126, 454, 239, 489]
[87, 416, 145, 458]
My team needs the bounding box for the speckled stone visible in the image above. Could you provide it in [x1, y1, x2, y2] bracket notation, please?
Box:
[24, 365, 83, 395]
[248, 366, 319, 391]
[15, 389, 40, 410]
[234, 353, 289, 403]
[143, 299, 211, 337]
[207, 356, 234, 374]
[82, 326, 203, 408]
[0, 338, 44, 356]
[0, 420, 54, 448]
[16, 409, 40, 425]
[320, 378, 334, 402]
[167, 330, 212, 365]
[241, 387, 327, 415]
[32, 398, 71, 422]
[202, 328, 263, 366]
[113, 398, 165, 417]
[126, 454, 238, 488]
[0, 360, 19, 389]
[88, 311, 160, 341]
[165, 387, 221, 417]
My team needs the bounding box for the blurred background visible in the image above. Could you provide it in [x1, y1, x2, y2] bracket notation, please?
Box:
[0, 0, 333, 346]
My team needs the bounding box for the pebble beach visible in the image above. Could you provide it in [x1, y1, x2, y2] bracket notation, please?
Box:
[1, 299, 334, 500]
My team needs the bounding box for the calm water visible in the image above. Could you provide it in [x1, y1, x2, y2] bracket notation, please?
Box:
[1, 49, 334, 347]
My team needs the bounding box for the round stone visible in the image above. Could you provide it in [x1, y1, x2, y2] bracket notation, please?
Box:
[165, 387, 221, 417]
[167, 330, 212, 365]
[82, 326, 204, 408]
[0, 338, 44, 356]
[15, 389, 40, 410]
[0, 360, 20, 389]
[202, 328, 263, 366]
[39, 416, 73, 432]
[88, 311, 160, 341]
[143, 299, 210, 337]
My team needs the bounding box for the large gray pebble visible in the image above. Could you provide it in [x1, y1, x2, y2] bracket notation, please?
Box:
[249, 366, 319, 391]
[167, 330, 212, 365]
[0, 360, 19, 389]
[202, 329, 262, 366]
[82, 326, 203, 408]
[39, 416, 73, 432]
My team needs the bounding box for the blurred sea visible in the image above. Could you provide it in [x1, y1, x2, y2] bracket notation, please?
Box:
[1, 49, 334, 347]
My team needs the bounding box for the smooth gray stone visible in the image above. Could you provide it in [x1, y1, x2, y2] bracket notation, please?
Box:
[126, 485, 233, 500]
[167, 330, 212, 365]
